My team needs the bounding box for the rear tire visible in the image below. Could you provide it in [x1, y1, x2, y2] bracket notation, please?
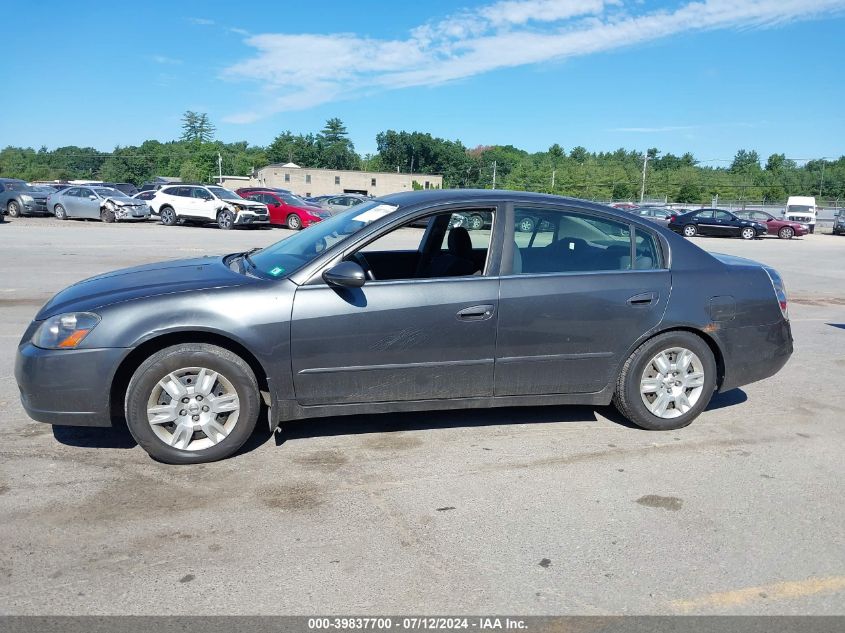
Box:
[286, 213, 302, 230]
[124, 343, 260, 464]
[160, 206, 177, 226]
[682, 224, 697, 237]
[778, 226, 794, 239]
[54, 205, 67, 220]
[7, 201, 21, 218]
[613, 331, 716, 431]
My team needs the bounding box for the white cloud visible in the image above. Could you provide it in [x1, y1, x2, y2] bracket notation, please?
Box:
[188, 17, 215, 26]
[151, 55, 182, 65]
[221, 0, 845, 123]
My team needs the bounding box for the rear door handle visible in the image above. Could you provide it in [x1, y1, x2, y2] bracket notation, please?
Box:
[457, 304, 495, 321]
[627, 292, 657, 306]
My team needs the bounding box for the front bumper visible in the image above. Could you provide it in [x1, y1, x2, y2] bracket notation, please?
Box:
[23, 201, 49, 215]
[234, 212, 270, 225]
[717, 319, 793, 392]
[115, 205, 151, 220]
[14, 342, 128, 427]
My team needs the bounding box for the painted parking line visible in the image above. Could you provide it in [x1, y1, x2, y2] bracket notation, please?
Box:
[671, 576, 845, 612]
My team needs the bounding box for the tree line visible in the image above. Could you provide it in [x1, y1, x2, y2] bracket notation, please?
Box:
[1, 111, 842, 205]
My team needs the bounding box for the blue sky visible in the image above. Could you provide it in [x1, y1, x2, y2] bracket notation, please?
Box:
[3, 0, 844, 164]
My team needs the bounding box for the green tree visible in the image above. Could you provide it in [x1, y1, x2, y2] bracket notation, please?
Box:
[180, 111, 216, 143]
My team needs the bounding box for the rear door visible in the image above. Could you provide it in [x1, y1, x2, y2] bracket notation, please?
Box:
[693, 209, 718, 235]
[495, 204, 670, 395]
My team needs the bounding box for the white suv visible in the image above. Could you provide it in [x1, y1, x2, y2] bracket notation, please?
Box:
[150, 184, 270, 229]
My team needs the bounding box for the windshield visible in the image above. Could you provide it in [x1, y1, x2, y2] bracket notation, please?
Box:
[207, 186, 240, 199]
[93, 187, 130, 198]
[786, 205, 813, 214]
[280, 193, 309, 206]
[23, 186, 52, 193]
[247, 201, 398, 277]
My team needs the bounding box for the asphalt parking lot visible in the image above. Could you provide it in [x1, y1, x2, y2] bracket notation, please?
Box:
[1, 216, 843, 615]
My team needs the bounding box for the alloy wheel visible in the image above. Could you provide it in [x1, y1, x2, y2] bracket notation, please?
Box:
[8, 201, 20, 217]
[683, 225, 696, 237]
[639, 347, 705, 419]
[146, 367, 240, 451]
[741, 227, 755, 240]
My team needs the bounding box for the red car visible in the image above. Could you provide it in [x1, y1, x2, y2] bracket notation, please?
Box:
[236, 189, 328, 230]
[736, 210, 808, 239]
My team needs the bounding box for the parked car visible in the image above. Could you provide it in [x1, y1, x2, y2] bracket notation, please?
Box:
[15, 190, 793, 464]
[236, 187, 292, 196]
[668, 208, 767, 239]
[609, 202, 639, 211]
[133, 190, 158, 207]
[833, 211, 845, 236]
[29, 181, 72, 192]
[1, 182, 52, 218]
[784, 195, 817, 233]
[237, 190, 328, 230]
[311, 193, 370, 216]
[636, 206, 673, 227]
[49, 186, 151, 222]
[735, 210, 808, 239]
[150, 185, 269, 229]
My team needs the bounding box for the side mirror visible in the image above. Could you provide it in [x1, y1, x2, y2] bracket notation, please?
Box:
[88, 195, 97, 200]
[323, 261, 366, 288]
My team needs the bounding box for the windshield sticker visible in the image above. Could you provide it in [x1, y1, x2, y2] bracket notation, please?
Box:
[269, 266, 285, 277]
[352, 204, 397, 223]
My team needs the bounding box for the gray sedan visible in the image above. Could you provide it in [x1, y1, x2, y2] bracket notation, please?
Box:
[50, 186, 151, 222]
[15, 190, 793, 463]
[636, 206, 673, 227]
[314, 193, 369, 215]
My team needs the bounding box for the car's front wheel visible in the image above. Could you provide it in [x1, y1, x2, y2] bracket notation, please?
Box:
[286, 213, 302, 230]
[54, 205, 67, 220]
[741, 227, 756, 240]
[7, 201, 21, 218]
[124, 343, 261, 464]
[778, 226, 794, 239]
[218, 210, 235, 230]
[613, 331, 716, 431]
[682, 224, 697, 237]
[101, 208, 116, 223]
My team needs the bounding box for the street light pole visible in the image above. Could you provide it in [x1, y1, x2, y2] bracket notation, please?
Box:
[492, 161, 497, 189]
[640, 153, 649, 203]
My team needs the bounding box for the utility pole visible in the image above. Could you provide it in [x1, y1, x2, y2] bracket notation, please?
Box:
[551, 169, 556, 191]
[819, 161, 826, 198]
[217, 152, 222, 184]
[639, 153, 649, 203]
[492, 161, 497, 189]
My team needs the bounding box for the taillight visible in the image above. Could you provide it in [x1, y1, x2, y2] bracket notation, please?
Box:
[764, 266, 788, 319]
[669, 215, 676, 223]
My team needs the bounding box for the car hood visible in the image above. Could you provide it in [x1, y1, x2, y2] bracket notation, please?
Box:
[221, 197, 265, 208]
[35, 256, 253, 320]
[106, 197, 144, 206]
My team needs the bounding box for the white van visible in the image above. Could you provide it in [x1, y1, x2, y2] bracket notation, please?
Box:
[784, 196, 817, 233]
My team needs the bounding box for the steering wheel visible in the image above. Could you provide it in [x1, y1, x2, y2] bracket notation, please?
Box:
[351, 252, 376, 281]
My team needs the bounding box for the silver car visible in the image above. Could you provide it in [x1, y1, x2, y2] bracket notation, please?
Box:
[50, 186, 151, 222]
[314, 193, 369, 215]
[636, 206, 673, 227]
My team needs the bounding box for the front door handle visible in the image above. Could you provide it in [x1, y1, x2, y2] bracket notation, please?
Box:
[457, 304, 495, 321]
[627, 292, 657, 306]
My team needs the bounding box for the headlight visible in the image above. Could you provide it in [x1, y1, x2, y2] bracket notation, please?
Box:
[20, 194, 34, 203]
[32, 312, 100, 349]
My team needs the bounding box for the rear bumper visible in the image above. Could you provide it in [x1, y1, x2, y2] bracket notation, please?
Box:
[717, 319, 793, 392]
[14, 342, 127, 427]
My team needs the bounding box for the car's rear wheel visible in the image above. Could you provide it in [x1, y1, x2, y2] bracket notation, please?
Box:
[218, 210, 234, 230]
[54, 204, 67, 220]
[741, 227, 756, 240]
[100, 208, 116, 223]
[7, 201, 21, 218]
[286, 213, 302, 230]
[124, 343, 260, 464]
[778, 226, 794, 239]
[159, 206, 177, 226]
[613, 331, 716, 431]
[682, 224, 697, 237]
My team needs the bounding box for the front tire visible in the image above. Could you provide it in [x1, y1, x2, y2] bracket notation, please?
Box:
[7, 201, 21, 218]
[101, 208, 116, 223]
[124, 343, 260, 464]
[778, 226, 794, 239]
[468, 214, 485, 231]
[741, 227, 756, 240]
[682, 224, 697, 237]
[54, 204, 68, 220]
[286, 213, 302, 230]
[613, 331, 716, 431]
[218, 210, 235, 230]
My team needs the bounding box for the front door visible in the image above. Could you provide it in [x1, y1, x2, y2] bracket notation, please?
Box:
[290, 208, 500, 405]
[495, 205, 671, 395]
